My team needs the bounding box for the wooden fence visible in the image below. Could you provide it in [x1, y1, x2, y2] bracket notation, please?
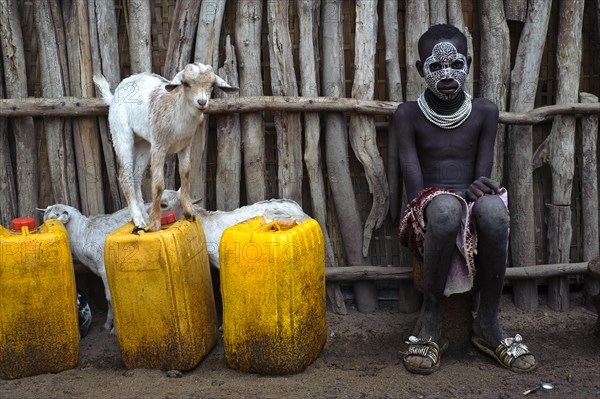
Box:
[1, 0, 599, 315]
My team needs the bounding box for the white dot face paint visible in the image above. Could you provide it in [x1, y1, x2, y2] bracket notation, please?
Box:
[423, 41, 469, 100]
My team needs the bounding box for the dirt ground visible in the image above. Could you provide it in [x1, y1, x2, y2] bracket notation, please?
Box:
[2, 289, 599, 399]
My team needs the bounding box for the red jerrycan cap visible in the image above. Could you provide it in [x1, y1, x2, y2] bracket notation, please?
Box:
[160, 211, 177, 225]
[12, 217, 36, 230]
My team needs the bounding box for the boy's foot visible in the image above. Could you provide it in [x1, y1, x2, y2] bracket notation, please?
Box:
[403, 336, 449, 375]
[471, 334, 537, 373]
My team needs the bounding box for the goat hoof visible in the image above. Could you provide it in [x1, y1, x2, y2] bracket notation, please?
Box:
[131, 226, 148, 235]
[184, 213, 195, 222]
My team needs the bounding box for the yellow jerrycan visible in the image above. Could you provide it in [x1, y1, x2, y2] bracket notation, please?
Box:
[0, 217, 79, 379]
[104, 212, 217, 370]
[220, 216, 327, 374]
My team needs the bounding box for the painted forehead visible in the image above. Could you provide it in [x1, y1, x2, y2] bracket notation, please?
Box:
[425, 42, 466, 64]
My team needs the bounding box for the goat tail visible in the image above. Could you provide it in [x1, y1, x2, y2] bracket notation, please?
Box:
[93, 74, 113, 105]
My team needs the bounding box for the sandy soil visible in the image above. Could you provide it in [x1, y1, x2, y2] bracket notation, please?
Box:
[2, 290, 599, 399]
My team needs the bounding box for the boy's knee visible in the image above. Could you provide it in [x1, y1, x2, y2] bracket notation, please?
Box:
[426, 195, 462, 234]
[474, 196, 509, 237]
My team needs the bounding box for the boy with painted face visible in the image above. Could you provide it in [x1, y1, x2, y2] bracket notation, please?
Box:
[389, 24, 537, 374]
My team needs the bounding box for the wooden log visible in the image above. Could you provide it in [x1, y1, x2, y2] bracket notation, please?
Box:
[347, 0, 385, 313]
[215, 36, 241, 211]
[163, 1, 202, 193]
[504, 0, 527, 22]
[267, 0, 303, 204]
[532, 0, 584, 312]
[33, 0, 79, 207]
[195, 0, 226, 69]
[383, 0, 403, 104]
[350, 0, 389, 258]
[2, 96, 600, 121]
[479, 0, 510, 183]
[0, 0, 37, 218]
[429, 0, 447, 25]
[404, 0, 429, 101]
[580, 92, 599, 307]
[190, 0, 226, 206]
[234, 0, 266, 204]
[506, 0, 552, 312]
[322, 0, 371, 313]
[0, 59, 17, 226]
[324, 262, 589, 282]
[297, 0, 345, 315]
[448, 0, 473, 96]
[384, 0, 420, 313]
[297, 0, 327, 244]
[64, 0, 105, 216]
[88, 0, 124, 211]
[125, 0, 152, 73]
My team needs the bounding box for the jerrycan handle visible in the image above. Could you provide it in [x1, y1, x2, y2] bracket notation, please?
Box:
[256, 218, 298, 233]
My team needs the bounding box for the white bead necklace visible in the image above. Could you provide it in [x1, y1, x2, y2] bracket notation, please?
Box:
[417, 92, 472, 129]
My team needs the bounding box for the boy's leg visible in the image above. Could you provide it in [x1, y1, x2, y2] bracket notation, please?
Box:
[473, 195, 536, 371]
[404, 195, 461, 371]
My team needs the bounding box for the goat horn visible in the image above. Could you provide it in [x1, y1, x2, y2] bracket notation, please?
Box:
[192, 198, 203, 205]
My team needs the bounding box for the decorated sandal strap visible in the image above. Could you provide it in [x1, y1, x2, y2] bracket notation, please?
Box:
[495, 334, 531, 367]
[405, 336, 440, 364]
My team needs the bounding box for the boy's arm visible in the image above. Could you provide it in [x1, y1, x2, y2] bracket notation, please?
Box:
[466, 100, 500, 202]
[390, 104, 423, 220]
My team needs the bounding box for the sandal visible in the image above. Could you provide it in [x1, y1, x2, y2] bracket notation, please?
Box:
[471, 334, 538, 373]
[402, 336, 448, 375]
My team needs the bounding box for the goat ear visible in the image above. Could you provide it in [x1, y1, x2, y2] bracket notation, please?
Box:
[214, 75, 239, 93]
[165, 70, 184, 92]
[36, 207, 48, 214]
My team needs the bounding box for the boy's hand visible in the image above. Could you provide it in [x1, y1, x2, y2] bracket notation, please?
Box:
[466, 176, 500, 202]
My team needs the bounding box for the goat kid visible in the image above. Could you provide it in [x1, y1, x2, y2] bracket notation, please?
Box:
[93, 63, 238, 232]
[37, 199, 176, 333]
[160, 190, 309, 269]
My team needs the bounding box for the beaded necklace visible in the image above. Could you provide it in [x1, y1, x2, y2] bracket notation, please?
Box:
[417, 89, 472, 129]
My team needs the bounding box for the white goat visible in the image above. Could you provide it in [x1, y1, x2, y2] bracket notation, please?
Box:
[93, 63, 238, 232]
[38, 205, 132, 332]
[160, 190, 317, 269]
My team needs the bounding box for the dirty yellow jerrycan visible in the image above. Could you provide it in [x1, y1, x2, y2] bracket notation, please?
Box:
[0, 218, 79, 380]
[220, 216, 327, 374]
[104, 214, 217, 371]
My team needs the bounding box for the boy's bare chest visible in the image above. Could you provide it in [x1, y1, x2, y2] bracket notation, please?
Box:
[414, 120, 480, 158]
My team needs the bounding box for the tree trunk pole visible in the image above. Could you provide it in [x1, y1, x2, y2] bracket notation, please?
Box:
[507, 0, 552, 311]
[65, 0, 105, 216]
[430, 0, 446, 25]
[479, 0, 510, 183]
[532, 0, 584, 312]
[34, 0, 79, 207]
[384, 0, 421, 313]
[405, 0, 429, 101]
[322, 0, 374, 312]
[448, 0, 473, 96]
[89, 0, 123, 211]
[215, 35, 241, 211]
[267, 0, 303, 204]
[0, 0, 37, 219]
[126, 0, 152, 73]
[347, 0, 387, 313]
[0, 58, 17, 226]
[234, 0, 266, 204]
[189, 0, 226, 207]
[580, 92, 600, 308]
[297, 0, 345, 315]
